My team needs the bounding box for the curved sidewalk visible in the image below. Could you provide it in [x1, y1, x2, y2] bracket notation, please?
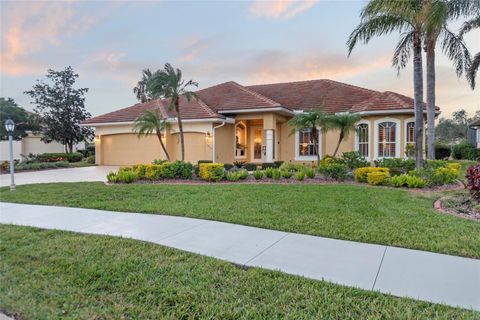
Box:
[1, 202, 479, 311]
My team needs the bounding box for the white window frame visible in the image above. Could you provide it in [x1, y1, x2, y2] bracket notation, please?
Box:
[374, 118, 400, 159]
[404, 117, 415, 145]
[354, 120, 370, 161]
[295, 127, 322, 161]
[234, 121, 247, 160]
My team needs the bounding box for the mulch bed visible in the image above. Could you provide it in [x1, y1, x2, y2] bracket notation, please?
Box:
[434, 195, 480, 222]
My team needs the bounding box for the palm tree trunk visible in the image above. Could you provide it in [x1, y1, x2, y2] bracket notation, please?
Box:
[175, 100, 185, 161]
[156, 133, 170, 161]
[413, 29, 424, 169]
[332, 132, 344, 158]
[426, 42, 436, 160]
[313, 127, 320, 167]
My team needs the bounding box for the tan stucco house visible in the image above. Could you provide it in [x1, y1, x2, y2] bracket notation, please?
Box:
[82, 79, 439, 166]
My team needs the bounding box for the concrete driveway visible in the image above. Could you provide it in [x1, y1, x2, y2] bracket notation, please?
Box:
[0, 166, 118, 187]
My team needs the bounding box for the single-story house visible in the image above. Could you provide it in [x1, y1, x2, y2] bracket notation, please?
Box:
[82, 79, 439, 166]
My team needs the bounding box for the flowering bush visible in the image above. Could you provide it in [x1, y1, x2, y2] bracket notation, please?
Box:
[466, 165, 480, 203]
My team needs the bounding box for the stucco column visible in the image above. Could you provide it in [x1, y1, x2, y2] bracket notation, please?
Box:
[95, 135, 102, 165]
[265, 129, 274, 163]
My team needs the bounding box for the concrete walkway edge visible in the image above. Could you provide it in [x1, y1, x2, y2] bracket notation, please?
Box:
[1, 202, 479, 312]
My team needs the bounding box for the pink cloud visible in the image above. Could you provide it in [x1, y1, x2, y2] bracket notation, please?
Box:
[1, 1, 98, 76]
[249, 0, 319, 19]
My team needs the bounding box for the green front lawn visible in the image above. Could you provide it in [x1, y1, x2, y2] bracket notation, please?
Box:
[1, 182, 479, 258]
[1, 225, 476, 319]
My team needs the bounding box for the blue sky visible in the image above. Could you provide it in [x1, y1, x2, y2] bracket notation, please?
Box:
[1, 0, 478, 118]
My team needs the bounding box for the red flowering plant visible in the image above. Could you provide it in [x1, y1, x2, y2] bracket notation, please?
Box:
[466, 164, 480, 203]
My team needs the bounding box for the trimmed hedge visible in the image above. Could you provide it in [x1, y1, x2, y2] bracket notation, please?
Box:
[199, 163, 224, 182]
[36, 152, 83, 163]
[15, 161, 69, 171]
[355, 167, 390, 183]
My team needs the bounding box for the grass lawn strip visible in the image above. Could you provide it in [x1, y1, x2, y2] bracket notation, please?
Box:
[1, 225, 478, 319]
[1, 182, 479, 258]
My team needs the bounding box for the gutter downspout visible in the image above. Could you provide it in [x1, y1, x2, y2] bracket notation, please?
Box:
[212, 122, 226, 163]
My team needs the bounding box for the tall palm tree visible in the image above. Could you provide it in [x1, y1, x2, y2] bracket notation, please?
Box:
[146, 63, 198, 161]
[133, 69, 154, 103]
[288, 109, 328, 166]
[460, 15, 480, 89]
[133, 107, 170, 161]
[347, 0, 426, 169]
[327, 113, 362, 157]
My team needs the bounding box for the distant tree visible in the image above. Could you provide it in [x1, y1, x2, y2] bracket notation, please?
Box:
[326, 113, 362, 157]
[435, 109, 480, 143]
[0, 97, 39, 140]
[133, 69, 155, 103]
[24, 67, 93, 153]
[133, 107, 170, 161]
[146, 63, 198, 161]
[288, 109, 329, 166]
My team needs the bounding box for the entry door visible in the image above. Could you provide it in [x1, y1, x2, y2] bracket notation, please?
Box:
[250, 126, 263, 162]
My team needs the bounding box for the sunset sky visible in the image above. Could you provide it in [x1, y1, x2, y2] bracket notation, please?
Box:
[1, 0, 479, 118]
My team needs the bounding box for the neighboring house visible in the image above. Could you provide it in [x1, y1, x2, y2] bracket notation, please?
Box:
[82, 79, 439, 166]
[0, 131, 85, 161]
[469, 119, 480, 148]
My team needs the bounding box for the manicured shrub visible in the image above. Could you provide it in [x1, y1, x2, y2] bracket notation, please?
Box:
[406, 175, 427, 188]
[367, 171, 390, 185]
[390, 174, 409, 188]
[36, 152, 83, 163]
[243, 163, 258, 171]
[433, 167, 458, 185]
[274, 161, 284, 168]
[279, 162, 305, 172]
[295, 171, 305, 181]
[86, 155, 95, 164]
[264, 167, 274, 178]
[199, 163, 224, 182]
[425, 160, 448, 169]
[168, 161, 193, 179]
[452, 141, 479, 160]
[375, 158, 414, 175]
[253, 170, 264, 180]
[224, 163, 234, 171]
[152, 159, 167, 165]
[466, 165, 480, 203]
[106, 171, 119, 183]
[132, 164, 147, 179]
[435, 143, 451, 160]
[262, 162, 275, 170]
[198, 160, 213, 165]
[237, 169, 248, 180]
[226, 171, 240, 182]
[447, 163, 460, 171]
[305, 167, 315, 179]
[117, 169, 137, 183]
[272, 169, 281, 180]
[281, 171, 293, 179]
[340, 151, 369, 170]
[193, 165, 199, 176]
[319, 163, 348, 181]
[15, 161, 70, 171]
[354, 167, 389, 183]
[320, 155, 336, 166]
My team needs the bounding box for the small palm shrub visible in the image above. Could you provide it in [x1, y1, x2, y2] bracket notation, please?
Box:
[406, 175, 427, 188]
[237, 169, 248, 180]
[366, 171, 390, 185]
[264, 167, 274, 178]
[390, 174, 408, 188]
[274, 161, 284, 168]
[262, 162, 275, 170]
[305, 167, 315, 179]
[433, 167, 458, 185]
[226, 171, 240, 182]
[106, 171, 119, 183]
[279, 162, 305, 172]
[253, 170, 264, 180]
[281, 171, 293, 179]
[272, 169, 281, 180]
[296, 170, 305, 181]
[319, 163, 348, 181]
[199, 163, 224, 182]
[117, 170, 137, 183]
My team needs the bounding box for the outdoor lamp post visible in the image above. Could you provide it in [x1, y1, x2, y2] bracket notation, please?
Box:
[4, 118, 16, 191]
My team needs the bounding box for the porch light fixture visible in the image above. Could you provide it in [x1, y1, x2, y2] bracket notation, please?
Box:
[4, 118, 16, 191]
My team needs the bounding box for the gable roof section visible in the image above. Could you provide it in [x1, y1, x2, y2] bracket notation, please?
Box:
[349, 91, 438, 113]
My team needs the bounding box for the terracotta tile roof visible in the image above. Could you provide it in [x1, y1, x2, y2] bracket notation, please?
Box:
[83, 79, 439, 125]
[196, 81, 281, 111]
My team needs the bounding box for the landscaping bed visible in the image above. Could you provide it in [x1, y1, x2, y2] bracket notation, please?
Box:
[1, 225, 477, 319]
[2, 182, 480, 258]
[435, 191, 480, 221]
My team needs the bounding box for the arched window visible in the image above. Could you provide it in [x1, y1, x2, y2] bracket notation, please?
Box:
[378, 122, 396, 158]
[235, 122, 247, 159]
[406, 121, 415, 144]
[357, 123, 369, 158]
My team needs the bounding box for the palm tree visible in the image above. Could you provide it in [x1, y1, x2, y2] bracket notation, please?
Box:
[146, 63, 198, 161]
[327, 113, 362, 157]
[133, 107, 170, 161]
[133, 69, 154, 103]
[460, 15, 480, 89]
[347, 0, 426, 169]
[288, 109, 328, 166]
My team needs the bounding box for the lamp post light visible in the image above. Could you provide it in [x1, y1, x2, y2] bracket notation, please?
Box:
[4, 118, 16, 191]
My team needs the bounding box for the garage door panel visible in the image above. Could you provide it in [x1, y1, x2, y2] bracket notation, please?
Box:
[102, 134, 166, 165]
